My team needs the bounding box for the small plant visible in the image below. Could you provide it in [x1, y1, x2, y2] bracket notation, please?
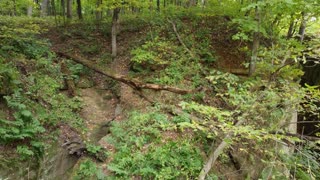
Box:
[16, 145, 34, 160]
[105, 110, 203, 179]
[74, 159, 106, 180]
[0, 90, 46, 144]
[131, 37, 178, 70]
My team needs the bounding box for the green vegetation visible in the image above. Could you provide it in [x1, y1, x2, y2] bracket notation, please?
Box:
[0, 16, 83, 166]
[0, 0, 320, 179]
[105, 111, 203, 179]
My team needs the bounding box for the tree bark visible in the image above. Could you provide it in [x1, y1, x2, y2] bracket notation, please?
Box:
[61, 0, 65, 17]
[55, 51, 192, 94]
[111, 8, 120, 58]
[201, 0, 205, 8]
[189, 0, 196, 7]
[13, 0, 17, 16]
[76, 0, 82, 20]
[95, 0, 102, 21]
[66, 0, 72, 19]
[298, 12, 306, 43]
[157, 0, 160, 11]
[27, 6, 33, 17]
[286, 15, 295, 39]
[41, 0, 49, 17]
[249, 3, 260, 76]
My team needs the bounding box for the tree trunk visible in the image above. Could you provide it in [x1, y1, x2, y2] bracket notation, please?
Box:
[66, 0, 72, 19]
[60, 0, 66, 24]
[111, 8, 120, 58]
[287, 15, 295, 39]
[27, 6, 33, 17]
[41, 0, 49, 17]
[157, 0, 160, 11]
[298, 12, 306, 43]
[201, 0, 205, 8]
[51, 0, 58, 26]
[249, 3, 260, 76]
[95, 0, 102, 21]
[189, 0, 196, 7]
[13, 0, 17, 16]
[61, 0, 65, 17]
[76, 0, 82, 20]
[50, 0, 56, 16]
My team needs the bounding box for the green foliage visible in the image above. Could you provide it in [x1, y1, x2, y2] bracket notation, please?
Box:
[0, 16, 51, 59]
[301, 85, 320, 116]
[74, 159, 106, 180]
[0, 1, 319, 179]
[0, 90, 45, 143]
[85, 143, 108, 160]
[16, 145, 34, 160]
[131, 36, 205, 87]
[131, 37, 178, 66]
[0, 90, 46, 159]
[0, 59, 20, 95]
[0, 0, 34, 16]
[0, 16, 83, 162]
[105, 110, 203, 179]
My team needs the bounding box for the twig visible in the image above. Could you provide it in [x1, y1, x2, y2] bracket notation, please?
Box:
[167, 18, 195, 58]
[269, 61, 295, 82]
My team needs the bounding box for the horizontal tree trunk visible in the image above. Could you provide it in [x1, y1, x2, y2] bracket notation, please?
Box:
[55, 51, 193, 94]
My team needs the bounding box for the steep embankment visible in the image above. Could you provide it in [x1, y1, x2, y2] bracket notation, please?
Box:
[43, 17, 250, 179]
[42, 23, 152, 178]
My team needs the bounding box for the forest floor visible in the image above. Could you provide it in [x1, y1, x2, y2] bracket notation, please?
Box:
[42, 19, 249, 178]
[45, 24, 152, 172]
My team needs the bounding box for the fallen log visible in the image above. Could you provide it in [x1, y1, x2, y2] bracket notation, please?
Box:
[55, 51, 193, 95]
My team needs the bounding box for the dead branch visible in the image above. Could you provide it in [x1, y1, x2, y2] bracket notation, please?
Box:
[277, 132, 320, 141]
[198, 120, 244, 180]
[167, 19, 195, 58]
[55, 51, 193, 95]
[269, 60, 295, 82]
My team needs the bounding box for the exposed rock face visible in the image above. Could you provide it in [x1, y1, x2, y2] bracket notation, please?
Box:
[301, 58, 320, 86]
[38, 141, 79, 180]
[299, 58, 320, 137]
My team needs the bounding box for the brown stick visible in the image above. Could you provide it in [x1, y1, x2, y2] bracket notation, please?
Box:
[167, 19, 195, 58]
[198, 120, 244, 180]
[55, 51, 193, 94]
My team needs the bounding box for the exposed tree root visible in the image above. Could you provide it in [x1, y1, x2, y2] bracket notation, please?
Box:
[55, 51, 193, 95]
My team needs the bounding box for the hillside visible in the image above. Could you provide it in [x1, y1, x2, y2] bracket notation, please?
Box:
[1, 1, 320, 179]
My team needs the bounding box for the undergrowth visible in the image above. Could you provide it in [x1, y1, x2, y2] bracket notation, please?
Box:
[0, 16, 83, 164]
[104, 110, 203, 179]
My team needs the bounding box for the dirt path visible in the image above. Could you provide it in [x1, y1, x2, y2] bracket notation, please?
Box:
[45, 25, 149, 163]
[80, 89, 117, 142]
